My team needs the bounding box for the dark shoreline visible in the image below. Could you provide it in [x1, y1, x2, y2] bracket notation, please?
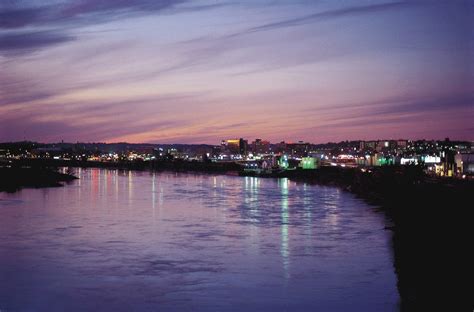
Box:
[1, 159, 472, 310]
[0, 167, 77, 193]
[283, 166, 473, 311]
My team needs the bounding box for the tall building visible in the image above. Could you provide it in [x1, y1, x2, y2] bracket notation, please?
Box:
[239, 138, 248, 155]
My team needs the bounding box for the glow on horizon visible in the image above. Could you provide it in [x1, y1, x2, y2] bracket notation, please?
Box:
[0, 0, 472, 144]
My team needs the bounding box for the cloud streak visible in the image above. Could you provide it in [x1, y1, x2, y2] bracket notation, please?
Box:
[0, 30, 75, 55]
[0, 0, 227, 54]
[226, 1, 411, 38]
[0, 0, 184, 29]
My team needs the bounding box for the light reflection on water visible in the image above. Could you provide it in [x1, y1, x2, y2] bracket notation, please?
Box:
[279, 178, 290, 280]
[0, 169, 398, 311]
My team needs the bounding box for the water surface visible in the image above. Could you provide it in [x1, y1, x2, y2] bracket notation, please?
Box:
[0, 169, 398, 311]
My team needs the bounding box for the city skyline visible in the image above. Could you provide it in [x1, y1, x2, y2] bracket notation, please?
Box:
[1, 0, 473, 144]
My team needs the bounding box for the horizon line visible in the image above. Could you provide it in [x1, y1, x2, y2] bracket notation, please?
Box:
[1, 137, 472, 146]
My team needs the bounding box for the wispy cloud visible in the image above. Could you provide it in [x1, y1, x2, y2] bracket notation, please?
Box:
[0, 0, 228, 54]
[0, 1, 184, 29]
[226, 1, 411, 38]
[0, 30, 75, 55]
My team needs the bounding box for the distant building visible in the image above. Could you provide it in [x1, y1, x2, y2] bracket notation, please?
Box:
[239, 138, 248, 155]
[400, 157, 419, 165]
[397, 140, 408, 149]
[251, 139, 271, 154]
[376, 141, 389, 152]
[221, 138, 248, 155]
[286, 141, 310, 157]
[421, 155, 441, 164]
[455, 153, 474, 175]
[360, 141, 376, 151]
[273, 141, 287, 154]
[442, 150, 456, 177]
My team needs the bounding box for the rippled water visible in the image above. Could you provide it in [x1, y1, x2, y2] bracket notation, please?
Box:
[0, 168, 398, 311]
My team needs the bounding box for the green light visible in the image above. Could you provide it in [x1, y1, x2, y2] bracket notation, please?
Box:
[299, 157, 316, 169]
[279, 155, 289, 169]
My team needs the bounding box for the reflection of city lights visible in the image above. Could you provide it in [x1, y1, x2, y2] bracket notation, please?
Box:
[128, 170, 133, 203]
[280, 178, 290, 280]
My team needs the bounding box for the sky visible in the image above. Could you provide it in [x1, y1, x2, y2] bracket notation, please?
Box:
[0, 0, 473, 144]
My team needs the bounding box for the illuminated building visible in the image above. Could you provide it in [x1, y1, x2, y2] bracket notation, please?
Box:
[421, 155, 441, 164]
[221, 138, 248, 155]
[377, 156, 394, 166]
[400, 157, 418, 165]
[299, 157, 318, 169]
[455, 153, 474, 175]
[221, 139, 237, 154]
[278, 155, 289, 169]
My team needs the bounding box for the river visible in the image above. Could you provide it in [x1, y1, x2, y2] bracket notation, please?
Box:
[0, 168, 399, 311]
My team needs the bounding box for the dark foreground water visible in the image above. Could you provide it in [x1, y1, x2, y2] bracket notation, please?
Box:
[0, 169, 398, 311]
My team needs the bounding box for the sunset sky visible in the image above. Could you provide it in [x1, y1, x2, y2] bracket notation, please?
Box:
[1, 0, 472, 144]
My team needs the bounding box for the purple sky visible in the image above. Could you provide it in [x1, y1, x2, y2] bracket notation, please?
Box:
[1, 0, 473, 144]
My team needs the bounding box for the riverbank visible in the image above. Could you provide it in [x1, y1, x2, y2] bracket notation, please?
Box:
[0, 167, 77, 193]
